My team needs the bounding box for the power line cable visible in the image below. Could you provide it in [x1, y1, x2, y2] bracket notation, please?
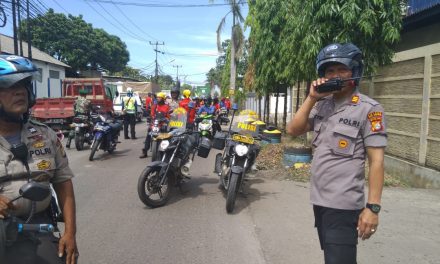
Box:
[51, 0, 70, 13]
[90, 0, 152, 43]
[85, 0, 247, 8]
[82, 0, 148, 43]
[108, 0, 157, 41]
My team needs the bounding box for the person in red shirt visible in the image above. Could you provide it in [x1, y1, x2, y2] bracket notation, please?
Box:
[179, 89, 196, 124]
[212, 97, 221, 113]
[145, 92, 153, 115]
[225, 97, 231, 110]
[140, 92, 170, 158]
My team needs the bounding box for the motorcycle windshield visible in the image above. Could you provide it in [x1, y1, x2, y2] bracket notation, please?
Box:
[231, 109, 259, 137]
[168, 107, 187, 132]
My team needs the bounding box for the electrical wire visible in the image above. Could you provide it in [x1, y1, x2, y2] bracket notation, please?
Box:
[50, 0, 69, 13]
[108, 0, 157, 41]
[89, 0, 152, 43]
[85, 0, 248, 8]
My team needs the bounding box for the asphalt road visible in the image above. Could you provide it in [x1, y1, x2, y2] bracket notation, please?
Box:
[63, 122, 440, 264]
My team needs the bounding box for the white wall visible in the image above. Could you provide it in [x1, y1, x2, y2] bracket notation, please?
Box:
[32, 61, 66, 98]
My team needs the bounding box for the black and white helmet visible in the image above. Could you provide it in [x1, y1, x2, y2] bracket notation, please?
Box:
[316, 43, 364, 84]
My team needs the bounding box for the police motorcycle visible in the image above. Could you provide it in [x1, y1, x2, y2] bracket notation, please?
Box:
[137, 107, 198, 208]
[213, 107, 269, 213]
[217, 107, 230, 125]
[0, 143, 61, 260]
[89, 110, 122, 161]
[148, 112, 169, 162]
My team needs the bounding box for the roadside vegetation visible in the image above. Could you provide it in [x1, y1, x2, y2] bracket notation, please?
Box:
[256, 137, 409, 188]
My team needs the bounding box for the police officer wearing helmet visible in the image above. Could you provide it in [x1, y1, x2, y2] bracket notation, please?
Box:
[139, 92, 170, 158]
[168, 86, 180, 111]
[0, 55, 78, 263]
[179, 89, 196, 124]
[287, 43, 387, 264]
[122, 87, 138, 139]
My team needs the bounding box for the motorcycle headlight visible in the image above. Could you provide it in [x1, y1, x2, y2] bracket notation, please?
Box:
[159, 140, 170, 151]
[152, 127, 160, 133]
[234, 144, 249, 157]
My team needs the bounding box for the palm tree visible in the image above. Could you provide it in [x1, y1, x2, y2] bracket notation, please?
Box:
[210, 0, 246, 102]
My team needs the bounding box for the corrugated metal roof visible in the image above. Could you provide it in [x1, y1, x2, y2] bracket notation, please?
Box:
[407, 0, 440, 16]
[0, 34, 70, 68]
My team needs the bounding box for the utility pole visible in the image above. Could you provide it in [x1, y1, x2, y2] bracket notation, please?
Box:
[27, 0, 32, 60]
[12, 0, 18, 55]
[172, 65, 182, 82]
[149, 41, 164, 84]
[17, 0, 23, 56]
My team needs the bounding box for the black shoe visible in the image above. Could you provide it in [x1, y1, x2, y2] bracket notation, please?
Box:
[125, 136, 130, 139]
[131, 137, 137, 140]
[139, 153, 148, 159]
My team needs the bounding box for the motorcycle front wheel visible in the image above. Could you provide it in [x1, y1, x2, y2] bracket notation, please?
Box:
[137, 166, 171, 208]
[75, 133, 85, 151]
[226, 172, 241, 213]
[89, 137, 101, 161]
[151, 140, 160, 161]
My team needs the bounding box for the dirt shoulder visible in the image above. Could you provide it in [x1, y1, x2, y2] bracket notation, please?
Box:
[256, 142, 408, 187]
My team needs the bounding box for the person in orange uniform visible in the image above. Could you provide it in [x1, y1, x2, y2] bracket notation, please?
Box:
[179, 89, 196, 124]
[139, 92, 170, 158]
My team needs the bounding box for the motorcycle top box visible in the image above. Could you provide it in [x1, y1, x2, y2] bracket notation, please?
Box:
[197, 136, 212, 158]
[213, 131, 227, 150]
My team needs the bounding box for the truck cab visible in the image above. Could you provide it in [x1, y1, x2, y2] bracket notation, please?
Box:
[31, 78, 114, 131]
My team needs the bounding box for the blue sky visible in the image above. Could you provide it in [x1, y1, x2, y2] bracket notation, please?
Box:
[1, 0, 249, 85]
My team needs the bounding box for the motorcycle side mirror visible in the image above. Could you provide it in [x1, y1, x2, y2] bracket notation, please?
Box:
[18, 182, 51, 202]
[232, 103, 238, 111]
[10, 143, 29, 163]
[188, 102, 195, 109]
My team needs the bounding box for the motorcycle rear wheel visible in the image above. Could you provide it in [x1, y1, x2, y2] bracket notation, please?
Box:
[89, 138, 101, 161]
[137, 166, 171, 208]
[226, 172, 241, 213]
[75, 134, 85, 151]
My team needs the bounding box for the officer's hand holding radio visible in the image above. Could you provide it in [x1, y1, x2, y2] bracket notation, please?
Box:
[309, 78, 334, 100]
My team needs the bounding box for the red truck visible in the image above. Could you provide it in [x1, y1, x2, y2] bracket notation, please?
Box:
[31, 78, 115, 131]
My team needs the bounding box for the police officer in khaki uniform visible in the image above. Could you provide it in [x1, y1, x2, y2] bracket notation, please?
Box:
[287, 43, 387, 264]
[0, 55, 78, 263]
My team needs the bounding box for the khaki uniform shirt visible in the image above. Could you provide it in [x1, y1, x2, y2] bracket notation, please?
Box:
[308, 91, 387, 210]
[0, 120, 73, 217]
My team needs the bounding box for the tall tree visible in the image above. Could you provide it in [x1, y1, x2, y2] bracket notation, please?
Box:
[210, 0, 246, 103]
[246, 0, 403, 127]
[20, 9, 129, 74]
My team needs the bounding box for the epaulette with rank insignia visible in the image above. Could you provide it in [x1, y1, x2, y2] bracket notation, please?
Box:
[359, 94, 380, 106]
[29, 119, 48, 127]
